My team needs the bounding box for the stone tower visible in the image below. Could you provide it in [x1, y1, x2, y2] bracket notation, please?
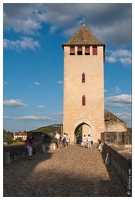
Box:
[62, 23, 105, 144]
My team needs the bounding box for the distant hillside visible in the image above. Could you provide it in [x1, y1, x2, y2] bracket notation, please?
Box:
[30, 124, 63, 135]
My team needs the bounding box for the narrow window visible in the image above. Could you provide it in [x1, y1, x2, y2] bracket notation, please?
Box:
[85, 46, 90, 55]
[77, 46, 82, 55]
[93, 46, 97, 55]
[82, 95, 86, 106]
[82, 73, 85, 83]
[70, 46, 75, 55]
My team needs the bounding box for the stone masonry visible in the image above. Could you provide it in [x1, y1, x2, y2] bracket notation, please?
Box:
[62, 25, 105, 144]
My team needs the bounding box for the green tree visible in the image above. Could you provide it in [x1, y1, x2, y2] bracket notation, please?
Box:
[3, 133, 13, 144]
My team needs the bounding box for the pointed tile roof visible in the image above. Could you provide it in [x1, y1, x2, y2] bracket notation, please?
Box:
[62, 24, 105, 47]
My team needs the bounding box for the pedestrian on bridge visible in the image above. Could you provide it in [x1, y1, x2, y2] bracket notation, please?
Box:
[87, 134, 92, 149]
[63, 133, 67, 148]
[25, 133, 35, 160]
[81, 135, 87, 147]
[59, 135, 63, 148]
[66, 133, 69, 147]
[55, 131, 60, 149]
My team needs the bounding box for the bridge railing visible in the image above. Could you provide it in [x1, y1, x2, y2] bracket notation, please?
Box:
[102, 142, 132, 194]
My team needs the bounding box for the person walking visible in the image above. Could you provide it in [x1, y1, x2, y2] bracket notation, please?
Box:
[59, 135, 63, 148]
[82, 135, 87, 147]
[87, 134, 92, 149]
[63, 133, 67, 148]
[25, 133, 35, 160]
[55, 131, 60, 149]
[97, 139, 102, 152]
[66, 133, 69, 148]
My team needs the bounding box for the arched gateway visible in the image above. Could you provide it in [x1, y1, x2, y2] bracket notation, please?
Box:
[62, 23, 105, 144]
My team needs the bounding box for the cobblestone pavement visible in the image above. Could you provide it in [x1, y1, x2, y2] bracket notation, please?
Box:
[3, 144, 127, 197]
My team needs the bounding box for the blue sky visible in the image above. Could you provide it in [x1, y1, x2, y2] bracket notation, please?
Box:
[2, 2, 132, 132]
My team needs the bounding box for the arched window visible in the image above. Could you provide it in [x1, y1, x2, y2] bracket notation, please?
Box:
[82, 73, 85, 83]
[82, 95, 86, 106]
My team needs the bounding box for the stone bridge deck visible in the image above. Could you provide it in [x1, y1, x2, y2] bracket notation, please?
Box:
[3, 144, 127, 197]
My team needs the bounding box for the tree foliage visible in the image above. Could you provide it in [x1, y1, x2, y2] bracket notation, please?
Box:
[3, 130, 13, 144]
[31, 124, 62, 135]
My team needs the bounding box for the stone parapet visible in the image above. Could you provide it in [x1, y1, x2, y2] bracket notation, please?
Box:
[3, 142, 42, 164]
[103, 143, 132, 193]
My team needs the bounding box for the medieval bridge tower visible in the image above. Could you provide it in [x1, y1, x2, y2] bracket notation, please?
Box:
[62, 23, 105, 144]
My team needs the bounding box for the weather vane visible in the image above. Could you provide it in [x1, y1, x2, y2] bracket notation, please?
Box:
[83, 17, 86, 26]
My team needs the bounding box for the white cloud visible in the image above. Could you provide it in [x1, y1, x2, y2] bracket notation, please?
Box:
[106, 56, 116, 63]
[3, 116, 10, 119]
[105, 94, 131, 109]
[49, 26, 57, 34]
[4, 115, 57, 122]
[114, 86, 122, 94]
[106, 86, 122, 96]
[4, 37, 40, 51]
[37, 105, 45, 108]
[106, 49, 131, 66]
[4, 82, 8, 85]
[57, 80, 63, 85]
[115, 112, 131, 122]
[119, 57, 131, 66]
[3, 3, 42, 35]
[53, 112, 63, 117]
[3, 99, 28, 108]
[3, 3, 131, 46]
[34, 82, 41, 85]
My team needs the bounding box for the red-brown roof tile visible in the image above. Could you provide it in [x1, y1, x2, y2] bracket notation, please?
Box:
[62, 25, 105, 47]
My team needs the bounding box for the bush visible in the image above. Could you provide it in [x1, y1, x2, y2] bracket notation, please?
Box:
[15, 137, 24, 143]
[7, 140, 13, 145]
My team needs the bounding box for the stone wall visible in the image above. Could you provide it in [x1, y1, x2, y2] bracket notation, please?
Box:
[101, 130, 132, 145]
[103, 143, 132, 193]
[104, 121, 127, 132]
[3, 132, 57, 164]
[63, 45, 104, 143]
[3, 142, 42, 164]
[27, 131, 43, 142]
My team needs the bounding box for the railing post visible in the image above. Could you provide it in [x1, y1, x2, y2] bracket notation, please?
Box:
[105, 153, 111, 165]
[42, 144, 46, 153]
[4, 152, 10, 164]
